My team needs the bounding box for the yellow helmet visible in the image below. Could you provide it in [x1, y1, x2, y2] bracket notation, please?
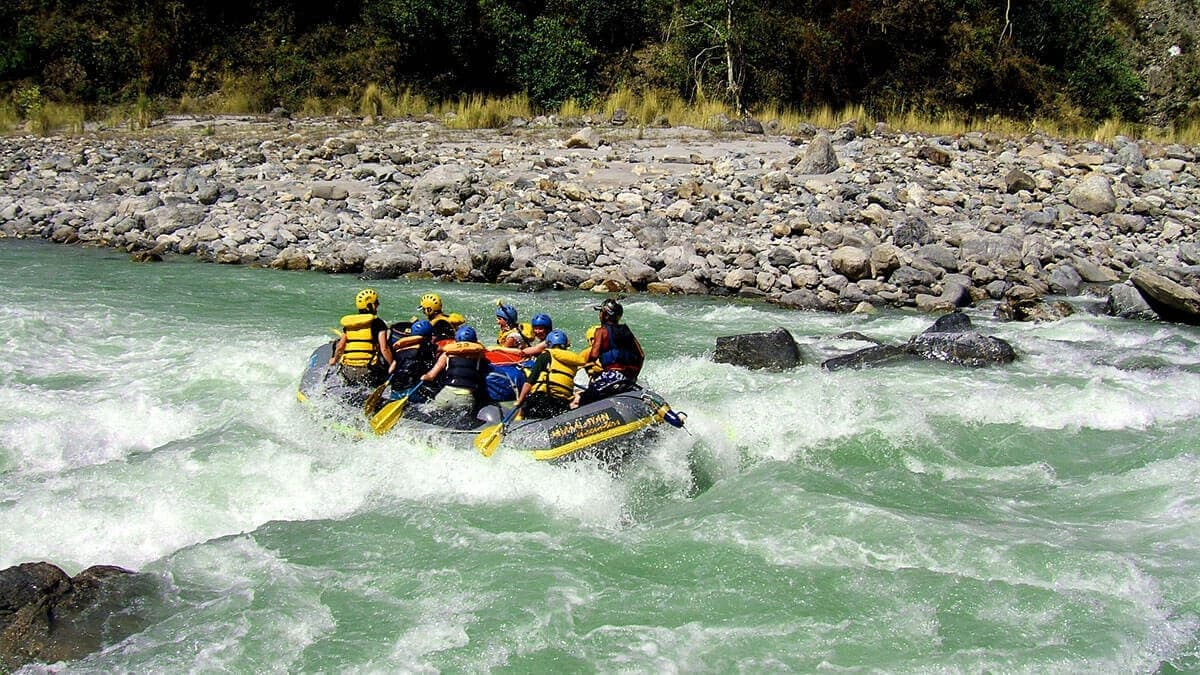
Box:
[448, 312, 466, 327]
[585, 324, 600, 343]
[419, 293, 442, 315]
[355, 288, 379, 310]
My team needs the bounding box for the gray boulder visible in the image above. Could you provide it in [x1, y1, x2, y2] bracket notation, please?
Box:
[713, 327, 803, 370]
[1105, 282, 1157, 320]
[411, 164, 472, 205]
[1068, 173, 1117, 215]
[1130, 266, 1200, 325]
[362, 245, 421, 279]
[822, 312, 1015, 370]
[794, 133, 839, 174]
[821, 344, 913, 371]
[907, 330, 1016, 367]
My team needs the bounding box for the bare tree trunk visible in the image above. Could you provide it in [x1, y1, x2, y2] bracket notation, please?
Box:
[724, 0, 740, 112]
[1000, 0, 1013, 44]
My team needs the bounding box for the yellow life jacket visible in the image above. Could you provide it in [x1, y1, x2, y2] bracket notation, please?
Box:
[579, 346, 602, 376]
[441, 340, 486, 358]
[340, 313, 378, 367]
[497, 326, 529, 348]
[531, 348, 584, 400]
[392, 335, 424, 351]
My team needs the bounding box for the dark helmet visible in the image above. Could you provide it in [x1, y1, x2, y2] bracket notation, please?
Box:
[594, 298, 623, 321]
[545, 329, 569, 348]
[531, 313, 553, 329]
[495, 302, 518, 325]
[455, 325, 477, 343]
[410, 320, 434, 338]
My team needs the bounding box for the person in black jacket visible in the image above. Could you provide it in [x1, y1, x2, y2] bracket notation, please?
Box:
[575, 299, 644, 407]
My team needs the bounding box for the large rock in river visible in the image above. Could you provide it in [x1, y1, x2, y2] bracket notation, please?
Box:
[713, 327, 803, 370]
[1, 562, 159, 670]
[822, 312, 1015, 370]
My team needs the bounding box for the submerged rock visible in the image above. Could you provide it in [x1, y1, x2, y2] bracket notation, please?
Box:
[713, 327, 803, 370]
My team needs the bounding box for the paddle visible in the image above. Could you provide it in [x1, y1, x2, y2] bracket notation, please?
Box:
[369, 382, 425, 435]
[474, 404, 523, 457]
[362, 379, 390, 418]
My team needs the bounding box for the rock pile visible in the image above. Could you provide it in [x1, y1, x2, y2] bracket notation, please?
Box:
[1, 115, 1197, 322]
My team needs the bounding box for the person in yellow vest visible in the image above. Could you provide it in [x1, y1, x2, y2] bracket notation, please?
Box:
[328, 288, 394, 386]
[420, 325, 490, 426]
[414, 293, 456, 341]
[494, 301, 533, 349]
[515, 329, 588, 419]
[569, 325, 605, 409]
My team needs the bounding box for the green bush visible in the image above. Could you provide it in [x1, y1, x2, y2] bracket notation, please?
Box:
[517, 16, 597, 108]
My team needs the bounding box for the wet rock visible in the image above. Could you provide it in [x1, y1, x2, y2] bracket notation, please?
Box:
[822, 311, 1015, 370]
[907, 327, 1016, 367]
[0, 562, 159, 671]
[994, 284, 1075, 322]
[1106, 281, 1158, 320]
[822, 344, 913, 371]
[713, 327, 803, 370]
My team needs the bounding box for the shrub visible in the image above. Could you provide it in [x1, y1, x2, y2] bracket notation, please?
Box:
[517, 16, 596, 109]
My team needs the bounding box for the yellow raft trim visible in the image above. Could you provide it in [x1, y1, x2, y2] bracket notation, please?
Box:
[297, 391, 309, 403]
[528, 413, 659, 461]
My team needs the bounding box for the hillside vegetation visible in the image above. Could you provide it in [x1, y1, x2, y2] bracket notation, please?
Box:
[0, 0, 1194, 130]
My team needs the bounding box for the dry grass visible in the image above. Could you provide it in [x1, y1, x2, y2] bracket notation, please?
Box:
[25, 102, 87, 135]
[558, 98, 586, 119]
[391, 88, 429, 117]
[441, 93, 532, 129]
[0, 102, 18, 133]
[3, 83, 1197, 145]
[359, 83, 385, 117]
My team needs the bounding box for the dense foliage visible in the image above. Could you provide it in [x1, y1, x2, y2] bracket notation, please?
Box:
[0, 0, 1156, 121]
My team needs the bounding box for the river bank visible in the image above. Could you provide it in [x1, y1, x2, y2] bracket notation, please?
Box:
[1, 114, 1197, 320]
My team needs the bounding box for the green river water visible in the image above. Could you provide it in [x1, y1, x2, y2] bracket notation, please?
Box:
[2, 239, 1199, 673]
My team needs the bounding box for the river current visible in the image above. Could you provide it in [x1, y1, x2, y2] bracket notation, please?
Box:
[2, 240, 1198, 673]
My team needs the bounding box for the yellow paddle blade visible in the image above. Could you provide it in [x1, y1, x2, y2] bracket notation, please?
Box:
[473, 423, 504, 457]
[362, 382, 389, 417]
[370, 399, 408, 435]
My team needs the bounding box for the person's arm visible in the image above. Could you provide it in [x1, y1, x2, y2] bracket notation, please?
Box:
[328, 334, 347, 366]
[421, 354, 448, 382]
[515, 381, 532, 406]
[519, 353, 550, 401]
[556, 348, 588, 370]
[377, 330, 394, 366]
[586, 327, 606, 363]
[522, 341, 548, 357]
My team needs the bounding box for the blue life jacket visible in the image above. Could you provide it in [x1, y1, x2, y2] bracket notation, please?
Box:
[599, 323, 643, 375]
[485, 363, 527, 402]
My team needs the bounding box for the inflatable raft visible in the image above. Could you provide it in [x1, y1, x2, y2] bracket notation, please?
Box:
[298, 342, 686, 469]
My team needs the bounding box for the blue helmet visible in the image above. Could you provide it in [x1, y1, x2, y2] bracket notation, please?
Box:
[410, 320, 433, 338]
[455, 325, 477, 343]
[531, 313, 553, 329]
[545, 329, 569, 348]
[495, 303, 518, 325]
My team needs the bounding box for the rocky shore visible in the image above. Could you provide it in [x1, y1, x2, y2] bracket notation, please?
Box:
[1, 114, 1198, 322]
